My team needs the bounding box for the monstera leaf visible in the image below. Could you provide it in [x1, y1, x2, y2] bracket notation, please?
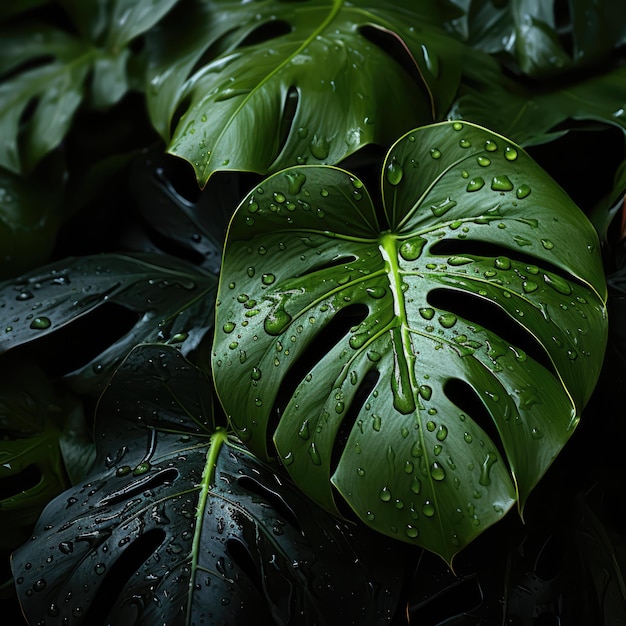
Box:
[212, 121, 608, 562]
[12, 345, 403, 625]
[0, 253, 216, 395]
[0, 0, 179, 173]
[147, 0, 461, 185]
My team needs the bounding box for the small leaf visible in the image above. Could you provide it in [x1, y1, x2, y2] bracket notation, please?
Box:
[212, 121, 608, 563]
[12, 345, 404, 625]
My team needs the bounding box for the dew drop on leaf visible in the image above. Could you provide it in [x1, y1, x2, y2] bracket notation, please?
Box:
[430, 148, 441, 159]
[422, 500, 435, 516]
[30, 316, 51, 330]
[504, 146, 518, 161]
[484, 140, 498, 152]
[491, 175, 514, 191]
[379, 487, 392, 502]
[386, 157, 403, 186]
[516, 184, 531, 199]
[466, 177, 485, 192]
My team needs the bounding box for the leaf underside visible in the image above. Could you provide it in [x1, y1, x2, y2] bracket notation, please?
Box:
[212, 120, 608, 563]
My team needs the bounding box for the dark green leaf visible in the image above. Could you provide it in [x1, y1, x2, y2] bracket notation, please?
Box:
[147, 0, 462, 184]
[12, 344, 404, 625]
[0, 359, 71, 552]
[450, 51, 626, 147]
[0, 166, 61, 279]
[0, 253, 216, 395]
[212, 121, 608, 563]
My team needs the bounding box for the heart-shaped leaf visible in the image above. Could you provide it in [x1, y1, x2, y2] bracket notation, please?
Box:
[212, 121, 608, 562]
[12, 344, 404, 625]
[0, 253, 216, 395]
[148, 0, 462, 185]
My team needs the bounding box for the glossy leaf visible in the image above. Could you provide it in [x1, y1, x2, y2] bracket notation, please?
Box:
[446, 0, 626, 76]
[12, 345, 404, 625]
[147, 0, 462, 184]
[0, 253, 216, 395]
[213, 121, 608, 562]
[0, 1, 179, 174]
[450, 51, 626, 147]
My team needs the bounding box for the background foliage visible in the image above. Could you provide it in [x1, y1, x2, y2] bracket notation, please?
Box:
[0, 0, 625, 624]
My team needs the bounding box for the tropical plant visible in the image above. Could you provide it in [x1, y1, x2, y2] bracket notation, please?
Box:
[1, 0, 625, 624]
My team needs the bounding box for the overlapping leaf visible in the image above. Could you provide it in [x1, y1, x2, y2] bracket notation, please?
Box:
[212, 121, 608, 562]
[0, 0, 179, 173]
[147, 0, 462, 185]
[0, 359, 78, 553]
[450, 51, 626, 147]
[12, 345, 403, 625]
[0, 253, 216, 395]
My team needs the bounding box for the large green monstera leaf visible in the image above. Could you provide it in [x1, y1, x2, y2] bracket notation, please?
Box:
[12, 345, 403, 625]
[148, 0, 461, 185]
[212, 121, 608, 562]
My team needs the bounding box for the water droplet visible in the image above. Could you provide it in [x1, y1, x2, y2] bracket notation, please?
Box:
[379, 487, 392, 502]
[264, 308, 292, 335]
[405, 525, 419, 538]
[530, 427, 544, 440]
[386, 157, 403, 185]
[516, 184, 531, 199]
[494, 256, 511, 270]
[479, 452, 497, 486]
[251, 367, 262, 381]
[419, 385, 432, 400]
[463, 432, 473, 443]
[541, 239, 554, 250]
[430, 148, 441, 159]
[16, 291, 33, 300]
[453, 121, 463, 131]
[133, 462, 151, 475]
[430, 197, 457, 217]
[258, 246, 267, 255]
[94, 563, 106, 575]
[222, 322, 235, 334]
[399, 237, 426, 261]
[431, 462, 445, 481]
[522, 280, 538, 293]
[273, 191, 286, 204]
[448, 256, 473, 266]
[308, 442, 321, 465]
[372, 415, 382, 431]
[309, 134, 330, 159]
[298, 419, 310, 440]
[356, 467, 365, 477]
[262, 273, 276, 285]
[30, 316, 51, 330]
[459, 138, 471, 148]
[285, 171, 306, 195]
[504, 146, 518, 161]
[366, 286, 386, 299]
[411, 476, 421, 494]
[436, 426, 448, 441]
[477, 156, 491, 167]
[33, 579, 46, 591]
[282, 451, 294, 466]
[47, 603, 60, 617]
[438, 313, 457, 328]
[335, 401, 345, 414]
[247, 266, 255, 277]
[484, 140, 498, 152]
[419, 307, 435, 320]
[366, 511, 375, 521]
[422, 500, 435, 517]
[466, 177, 485, 192]
[491, 175, 514, 191]
[367, 350, 381, 362]
[543, 273, 572, 295]
[247, 200, 259, 213]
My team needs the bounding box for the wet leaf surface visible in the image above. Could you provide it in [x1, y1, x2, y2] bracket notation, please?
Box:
[0, 253, 216, 396]
[12, 344, 405, 625]
[213, 121, 608, 562]
[148, 0, 462, 184]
